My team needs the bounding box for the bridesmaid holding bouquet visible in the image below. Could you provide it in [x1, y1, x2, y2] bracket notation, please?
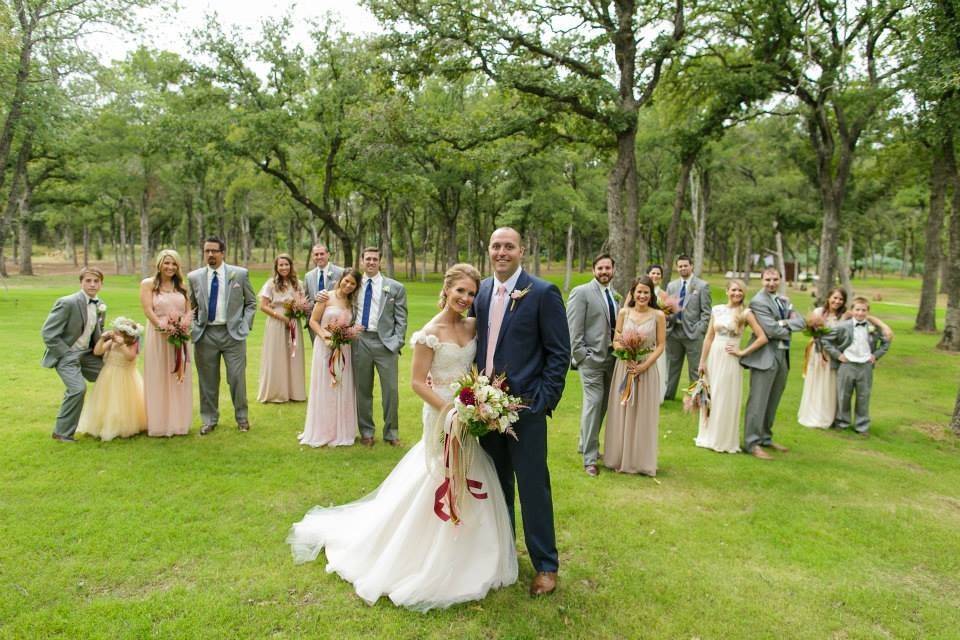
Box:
[299, 269, 362, 447]
[258, 254, 308, 403]
[140, 249, 193, 437]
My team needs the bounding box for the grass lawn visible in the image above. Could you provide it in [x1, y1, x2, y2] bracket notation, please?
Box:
[0, 269, 958, 639]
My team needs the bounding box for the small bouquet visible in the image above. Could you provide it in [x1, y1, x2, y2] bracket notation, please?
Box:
[658, 293, 681, 317]
[164, 315, 192, 383]
[803, 311, 832, 338]
[684, 375, 711, 417]
[284, 291, 313, 358]
[450, 366, 526, 440]
[433, 367, 526, 525]
[614, 327, 653, 405]
[324, 318, 363, 386]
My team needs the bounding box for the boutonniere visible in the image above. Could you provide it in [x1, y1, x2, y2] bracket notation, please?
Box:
[96, 302, 108, 316]
[228, 271, 236, 282]
[867, 324, 876, 335]
[509, 285, 532, 311]
[613, 292, 623, 304]
[382, 284, 391, 294]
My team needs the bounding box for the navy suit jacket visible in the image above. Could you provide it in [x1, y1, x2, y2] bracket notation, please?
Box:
[472, 270, 570, 416]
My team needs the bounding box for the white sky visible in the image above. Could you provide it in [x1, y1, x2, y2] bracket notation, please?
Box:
[87, 0, 382, 64]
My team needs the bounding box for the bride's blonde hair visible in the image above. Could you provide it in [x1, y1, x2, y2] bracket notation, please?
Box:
[438, 263, 482, 309]
[727, 279, 750, 328]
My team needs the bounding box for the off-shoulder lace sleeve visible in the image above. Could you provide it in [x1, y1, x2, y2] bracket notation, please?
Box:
[410, 330, 441, 350]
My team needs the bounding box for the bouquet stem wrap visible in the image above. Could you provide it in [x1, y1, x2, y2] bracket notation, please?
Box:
[288, 321, 298, 358]
[618, 371, 638, 406]
[172, 341, 189, 383]
[327, 345, 346, 387]
[432, 407, 487, 525]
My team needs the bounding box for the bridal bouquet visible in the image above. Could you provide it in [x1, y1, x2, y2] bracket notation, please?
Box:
[684, 375, 712, 417]
[324, 318, 363, 386]
[450, 366, 526, 440]
[658, 293, 681, 316]
[163, 315, 192, 383]
[613, 327, 653, 405]
[803, 311, 832, 338]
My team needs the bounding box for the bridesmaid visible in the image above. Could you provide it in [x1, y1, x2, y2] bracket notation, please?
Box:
[647, 264, 667, 404]
[300, 269, 360, 447]
[140, 249, 193, 437]
[797, 287, 893, 428]
[603, 276, 666, 476]
[258, 253, 307, 403]
[694, 279, 767, 453]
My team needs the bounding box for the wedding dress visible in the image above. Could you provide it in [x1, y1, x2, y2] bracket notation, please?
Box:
[287, 331, 517, 611]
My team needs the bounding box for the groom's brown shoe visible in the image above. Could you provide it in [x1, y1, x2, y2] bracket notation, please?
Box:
[750, 446, 773, 460]
[361, 437, 375, 447]
[530, 571, 557, 596]
[199, 423, 217, 435]
[768, 442, 789, 453]
[51, 433, 76, 443]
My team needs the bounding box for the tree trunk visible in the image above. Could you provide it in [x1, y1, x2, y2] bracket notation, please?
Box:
[742, 229, 752, 284]
[608, 128, 640, 295]
[563, 221, 574, 293]
[951, 385, 960, 436]
[690, 163, 708, 277]
[140, 186, 151, 277]
[530, 231, 541, 276]
[82, 225, 90, 268]
[17, 188, 32, 276]
[938, 138, 960, 351]
[664, 155, 695, 282]
[917, 136, 949, 331]
[839, 235, 854, 296]
[380, 200, 395, 278]
[775, 228, 787, 295]
[0, 6, 34, 195]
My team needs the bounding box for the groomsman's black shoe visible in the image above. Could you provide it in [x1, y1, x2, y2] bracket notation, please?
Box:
[199, 423, 217, 435]
[360, 437, 375, 447]
[237, 421, 250, 432]
[585, 465, 599, 477]
[51, 433, 76, 443]
[386, 439, 401, 447]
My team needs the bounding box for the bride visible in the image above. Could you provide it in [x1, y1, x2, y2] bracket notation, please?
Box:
[287, 263, 518, 611]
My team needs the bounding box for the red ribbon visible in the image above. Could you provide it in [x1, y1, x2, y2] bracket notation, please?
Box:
[171, 342, 189, 383]
[433, 426, 488, 524]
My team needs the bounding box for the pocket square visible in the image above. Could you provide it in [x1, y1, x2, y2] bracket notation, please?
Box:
[231, 283, 241, 289]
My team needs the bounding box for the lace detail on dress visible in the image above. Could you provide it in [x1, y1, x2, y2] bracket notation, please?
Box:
[712, 304, 745, 338]
[410, 330, 441, 350]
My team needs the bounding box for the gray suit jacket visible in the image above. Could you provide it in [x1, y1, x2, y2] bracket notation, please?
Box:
[821, 319, 891, 369]
[304, 264, 343, 301]
[666, 277, 711, 340]
[566, 279, 618, 369]
[739, 289, 806, 371]
[356, 276, 408, 354]
[40, 291, 104, 368]
[187, 264, 257, 342]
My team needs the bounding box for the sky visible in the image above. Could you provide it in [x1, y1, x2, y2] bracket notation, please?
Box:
[88, 0, 382, 64]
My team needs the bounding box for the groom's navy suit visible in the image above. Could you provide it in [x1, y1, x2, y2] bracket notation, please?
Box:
[473, 269, 570, 573]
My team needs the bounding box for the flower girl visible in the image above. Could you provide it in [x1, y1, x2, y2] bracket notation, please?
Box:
[76, 317, 147, 441]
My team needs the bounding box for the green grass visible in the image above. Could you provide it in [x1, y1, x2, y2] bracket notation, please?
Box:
[1, 270, 958, 639]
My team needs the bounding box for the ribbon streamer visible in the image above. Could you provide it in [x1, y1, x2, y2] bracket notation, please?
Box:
[433, 409, 487, 524]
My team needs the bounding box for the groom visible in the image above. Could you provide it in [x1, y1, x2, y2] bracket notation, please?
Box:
[473, 227, 570, 596]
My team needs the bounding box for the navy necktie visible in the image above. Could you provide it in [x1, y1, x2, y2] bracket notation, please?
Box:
[361, 279, 373, 328]
[775, 297, 787, 319]
[318, 270, 325, 292]
[678, 280, 687, 321]
[604, 288, 616, 340]
[208, 271, 219, 322]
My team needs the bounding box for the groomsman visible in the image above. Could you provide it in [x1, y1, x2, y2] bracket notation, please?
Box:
[740, 267, 806, 459]
[353, 247, 407, 446]
[566, 254, 618, 477]
[303, 243, 344, 342]
[663, 255, 711, 400]
[40, 268, 106, 442]
[188, 237, 257, 434]
[821, 297, 891, 434]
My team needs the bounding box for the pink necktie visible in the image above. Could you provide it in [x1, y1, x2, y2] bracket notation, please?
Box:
[485, 284, 507, 376]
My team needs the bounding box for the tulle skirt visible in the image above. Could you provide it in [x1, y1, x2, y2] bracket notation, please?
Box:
[77, 359, 147, 441]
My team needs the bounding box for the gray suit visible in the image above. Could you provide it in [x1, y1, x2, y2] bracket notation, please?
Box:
[188, 264, 257, 426]
[40, 291, 105, 437]
[567, 280, 618, 467]
[352, 276, 408, 441]
[740, 290, 806, 451]
[304, 263, 344, 342]
[663, 276, 711, 399]
[821, 319, 890, 432]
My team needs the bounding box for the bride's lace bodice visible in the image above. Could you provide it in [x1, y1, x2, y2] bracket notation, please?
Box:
[712, 304, 746, 338]
[410, 331, 477, 400]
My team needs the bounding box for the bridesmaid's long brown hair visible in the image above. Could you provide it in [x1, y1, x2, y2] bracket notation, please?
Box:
[272, 253, 300, 293]
[151, 249, 188, 300]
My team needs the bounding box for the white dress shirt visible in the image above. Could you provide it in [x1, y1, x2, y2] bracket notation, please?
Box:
[842, 321, 873, 363]
[359, 273, 385, 331]
[206, 264, 228, 325]
[488, 266, 523, 331]
[72, 293, 99, 351]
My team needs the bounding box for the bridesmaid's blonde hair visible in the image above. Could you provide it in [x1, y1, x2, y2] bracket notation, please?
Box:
[152, 249, 188, 299]
[439, 263, 482, 309]
[726, 279, 749, 328]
